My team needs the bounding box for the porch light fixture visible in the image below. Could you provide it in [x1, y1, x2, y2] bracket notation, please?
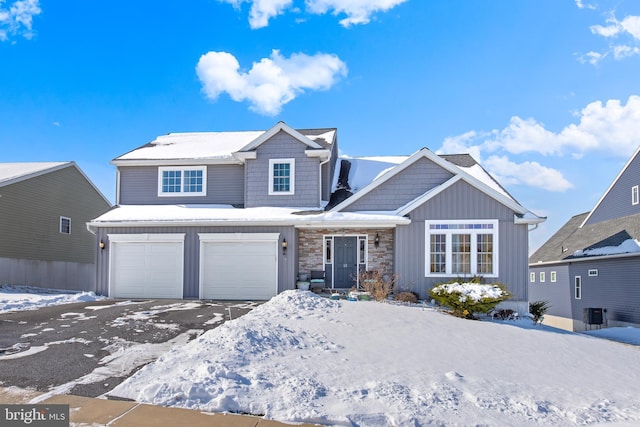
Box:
[99, 240, 105, 250]
[282, 238, 288, 255]
[374, 233, 380, 248]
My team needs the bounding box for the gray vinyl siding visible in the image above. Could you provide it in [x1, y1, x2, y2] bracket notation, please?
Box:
[585, 151, 640, 225]
[245, 131, 321, 208]
[118, 165, 245, 205]
[94, 225, 296, 298]
[343, 157, 454, 212]
[0, 165, 111, 265]
[567, 256, 640, 325]
[394, 180, 529, 301]
[528, 265, 572, 318]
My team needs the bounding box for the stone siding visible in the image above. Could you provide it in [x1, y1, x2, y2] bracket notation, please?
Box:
[297, 228, 394, 279]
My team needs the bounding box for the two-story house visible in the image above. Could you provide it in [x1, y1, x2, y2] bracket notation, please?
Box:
[529, 145, 640, 331]
[0, 162, 111, 291]
[88, 122, 543, 313]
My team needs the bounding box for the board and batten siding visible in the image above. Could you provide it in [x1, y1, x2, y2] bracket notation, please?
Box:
[0, 165, 111, 290]
[245, 131, 321, 208]
[342, 157, 454, 212]
[118, 165, 245, 205]
[585, 151, 640, 225]
[394, 180, 529, 302]
[95, 225, 296, 298]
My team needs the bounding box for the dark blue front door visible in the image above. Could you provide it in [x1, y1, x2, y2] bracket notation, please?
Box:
[334, 237, 357, 288]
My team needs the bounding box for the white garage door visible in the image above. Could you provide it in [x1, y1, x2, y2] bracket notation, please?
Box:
[109, 234, 184, 299]
[199, 233, 279, 300]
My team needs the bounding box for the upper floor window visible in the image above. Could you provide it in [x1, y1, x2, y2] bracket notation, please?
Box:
[425, 220, 499, 277]
[269, 159, 295, 195]
[633, 185, 639, 205]
[158, 166, 206, 197]
[60, 216, 71, 234]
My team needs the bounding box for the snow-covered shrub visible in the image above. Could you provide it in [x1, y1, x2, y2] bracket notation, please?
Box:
[529, 300, 550, 325]
[394, 291, 418, 304]
[429, 279, 510, 319]
[358, 270, 395, 301]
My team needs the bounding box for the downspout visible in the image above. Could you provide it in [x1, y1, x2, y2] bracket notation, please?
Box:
[115, 169, 121, 205]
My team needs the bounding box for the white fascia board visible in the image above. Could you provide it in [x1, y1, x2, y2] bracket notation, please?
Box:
[239, 122, 323, 152]
[580, 144, 640, 228]
[304, 149, 331, 160]
[111, 158, 242, 167]
[514, 213, 547, 225]
[231, 151, 257, 163]
[295, 219, 410, 229]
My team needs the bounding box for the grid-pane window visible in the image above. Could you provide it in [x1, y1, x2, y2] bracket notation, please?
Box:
[452, 234, 471, 274]
[425, 220, 498, 277]
[272, 163, 291, 192]
[162, 170, 182, 193]
[159, 167, 206, 196]
[183, 170, 203, 193]
[633, 185, 639, 205]
[430, 234, 446, 273]
[476, 234, 493, 274]
[575, 276, 582, 299]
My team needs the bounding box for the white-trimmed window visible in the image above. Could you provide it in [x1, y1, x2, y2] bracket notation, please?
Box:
[588, 269, 598, 277]
[530, 272, 536, 283]
[60, 216, 71, 234]
[633, 185, 639, 205]
[425, 220, 498, 277]
[575, 276, 582, 299]
[158, 166, 206, 196]
[539, 272, 545, 283]
[269, 159, 295, 195]
[550, 271, 557, 282]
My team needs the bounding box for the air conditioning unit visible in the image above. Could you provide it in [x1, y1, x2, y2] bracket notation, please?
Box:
[583, 307, 604, 325]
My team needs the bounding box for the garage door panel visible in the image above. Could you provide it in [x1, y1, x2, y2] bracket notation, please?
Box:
[200, 238, 277, 300]
[111, 240, 183, 299]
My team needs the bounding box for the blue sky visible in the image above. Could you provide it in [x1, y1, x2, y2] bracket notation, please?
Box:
[2, 0, 640, 252]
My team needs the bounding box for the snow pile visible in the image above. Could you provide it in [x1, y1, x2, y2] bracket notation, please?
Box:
[430, 282, 507, 302]
[0, 285, 105, 314]
[573, 239, 640, 257]
[110, 290, 640, 426]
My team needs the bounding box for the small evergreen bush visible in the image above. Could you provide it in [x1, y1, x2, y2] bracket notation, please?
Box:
[429, 278, 510, 319]
[529, 300, 550, 325]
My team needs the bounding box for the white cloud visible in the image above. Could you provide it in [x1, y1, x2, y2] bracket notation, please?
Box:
[575, 0, 596, 10]
[484, 156, 573, 192]
[437, 96, 640, 192]
[219, 0, 407, 28]
[0, 0, 40, 42]
[218, 0, 293, 29]
[195, 49, 348, 115]
[583, 12, 640, 64]
[305, 0, 408, 27]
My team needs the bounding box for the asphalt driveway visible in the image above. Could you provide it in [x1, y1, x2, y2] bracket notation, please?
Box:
[0, 298, 260, 399]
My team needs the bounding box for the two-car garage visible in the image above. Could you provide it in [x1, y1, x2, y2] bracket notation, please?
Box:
[108, 233, 279, 300]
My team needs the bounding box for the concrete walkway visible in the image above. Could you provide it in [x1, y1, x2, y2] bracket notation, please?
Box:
[0, 387, 317, 427]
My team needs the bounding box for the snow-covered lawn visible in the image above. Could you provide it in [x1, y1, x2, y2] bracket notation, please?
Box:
[108, 291, 640, 426]
[0, 284, 105, 314]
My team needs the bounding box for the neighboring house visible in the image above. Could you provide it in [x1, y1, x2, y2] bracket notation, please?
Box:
[88, 122, 544, 312]
[0, 162, 112, 291]
[529, 146, 640, 331]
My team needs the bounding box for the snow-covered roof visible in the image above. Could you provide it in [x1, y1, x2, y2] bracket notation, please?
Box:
[0, 162, 70, 187]
[87, 204, 410, 230]
[113, 125, 336, 163]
